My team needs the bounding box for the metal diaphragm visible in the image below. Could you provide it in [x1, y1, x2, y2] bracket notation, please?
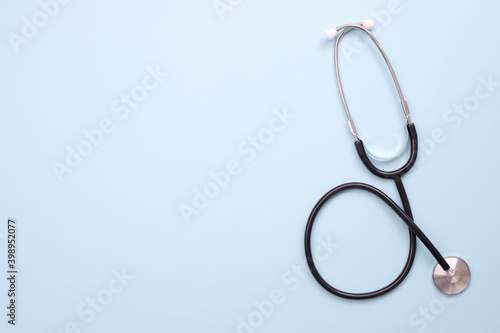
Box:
[432, 256, 471, 295]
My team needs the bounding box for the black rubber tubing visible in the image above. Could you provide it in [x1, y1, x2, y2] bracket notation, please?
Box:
[304, 124, 450, 300]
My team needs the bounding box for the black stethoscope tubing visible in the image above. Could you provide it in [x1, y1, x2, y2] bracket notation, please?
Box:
[305, 124, 450, 299]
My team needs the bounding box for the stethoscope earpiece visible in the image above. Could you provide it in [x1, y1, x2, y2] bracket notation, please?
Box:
[325, 28, 338, 41]
[362, 18, 375, 30]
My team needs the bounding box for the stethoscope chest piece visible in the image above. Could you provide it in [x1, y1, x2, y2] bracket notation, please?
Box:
[433, 256, 471, 295]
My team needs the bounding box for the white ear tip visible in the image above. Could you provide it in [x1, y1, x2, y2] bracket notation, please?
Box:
[325, 28, 338, 40]
[362, 19, 374, 29]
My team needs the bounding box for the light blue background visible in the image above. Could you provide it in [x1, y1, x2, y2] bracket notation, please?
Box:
[1, 0, 499, 332]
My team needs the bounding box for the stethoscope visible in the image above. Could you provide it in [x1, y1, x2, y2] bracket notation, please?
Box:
[304, 19, 471, 299]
